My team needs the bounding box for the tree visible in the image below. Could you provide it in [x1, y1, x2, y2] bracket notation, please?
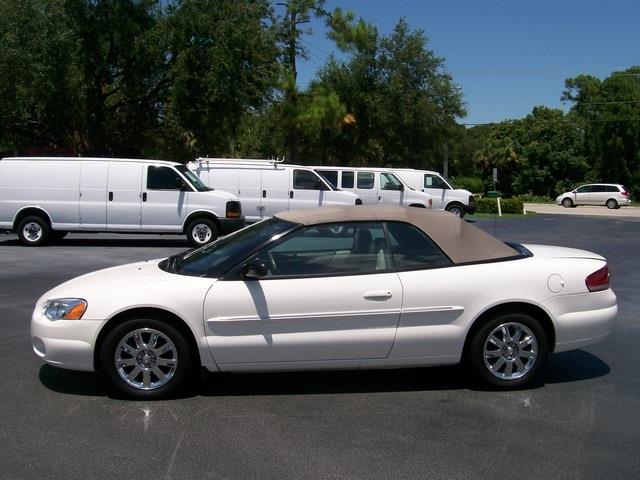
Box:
[311, 18, 465, 167]
[563, 67, 640, 197]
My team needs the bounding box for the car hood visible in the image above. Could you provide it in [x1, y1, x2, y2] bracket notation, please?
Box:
[42, 260, 181, 299]
[523, 244, 605, 261]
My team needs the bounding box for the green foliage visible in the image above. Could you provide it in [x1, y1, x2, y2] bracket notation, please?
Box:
[452, 176, 484, 194]
[475, 197, 524, 214]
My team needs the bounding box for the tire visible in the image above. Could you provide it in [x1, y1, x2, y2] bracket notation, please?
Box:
[606, 199, 618, 209]
[17, 215, 51, 246]
[445, 203, 465, 218]
[468, 313, 548, 389]
[186, 218, 218, 247]
[561, 197, 573, 208]
[100, 318, 194, 399]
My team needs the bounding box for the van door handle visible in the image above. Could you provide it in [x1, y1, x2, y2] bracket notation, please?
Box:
[262, 190, 266, 198]
[108, 192, 113, 201]
[289, 191, 294, 199]
[142, 192, 147, 202]
[363, 290, 392, 300]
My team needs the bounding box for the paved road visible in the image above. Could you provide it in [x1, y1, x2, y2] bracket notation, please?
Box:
[524, 202, 640, 217]
[1, 215, 639, 479]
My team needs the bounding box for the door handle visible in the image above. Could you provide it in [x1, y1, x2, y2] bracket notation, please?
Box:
[262, 190, 266, 198]
[289, 191, 294, 199]
[108, 191, 113, 201]
[363, 290, 393, 300]
[142, 192, 147, 202]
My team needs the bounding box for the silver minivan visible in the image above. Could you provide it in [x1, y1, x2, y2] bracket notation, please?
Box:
[556, 184, 631, 209]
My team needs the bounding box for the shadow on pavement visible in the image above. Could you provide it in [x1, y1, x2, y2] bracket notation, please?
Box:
[39, 349, 610, 399]
[0, 237, 190, 248]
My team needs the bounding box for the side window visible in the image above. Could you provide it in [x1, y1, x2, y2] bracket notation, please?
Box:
[248, 222, 390, 277]
[357, 172, 374, 189]
[381, 173, 403, 191]
[293, 169, 324, 190]
[576, 186, 592, 193]
[424, 174, 447, 189]
[592, 185, 606, 193]
[317, 170, 338, 189]
[147, 166, 184, 190]
[386, 222, 452, 270]
[606, 186, 619, 193]
[341, 171, 355, 189]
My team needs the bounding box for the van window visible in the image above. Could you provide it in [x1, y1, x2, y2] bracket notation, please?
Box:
[317, 170, 338, 189]
[293, 169, 326, 190]
[357, 172, 374, 189]
[424, 174, 448, 189]
[342, 171, 354, 188]
[381, 173, 403, 191]
[147, 166, 184, 190]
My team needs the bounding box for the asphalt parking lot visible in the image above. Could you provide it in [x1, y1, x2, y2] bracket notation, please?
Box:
[1, 214, 639, 479]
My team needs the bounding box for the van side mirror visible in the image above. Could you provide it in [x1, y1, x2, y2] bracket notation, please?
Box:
[241, 258, 268, 279]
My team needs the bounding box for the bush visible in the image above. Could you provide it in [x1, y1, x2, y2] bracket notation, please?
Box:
[476, 197, 524, 214]
[452, 176, 484, 194]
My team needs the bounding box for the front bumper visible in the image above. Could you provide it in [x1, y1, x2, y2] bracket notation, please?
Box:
[464, 203, 476, 214]
[218, 217, 246, 235]
[31, 310, 102, 371]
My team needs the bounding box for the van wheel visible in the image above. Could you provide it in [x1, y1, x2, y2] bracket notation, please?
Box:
[468, 313, 547, 389]
[561, 198, 573, 208]
[606, 199, 618, 209]
[187, 218, 218, 247]
[17, 216, 51, 246]
[100, 318, 193, 399]
[445, 203, 465, 218]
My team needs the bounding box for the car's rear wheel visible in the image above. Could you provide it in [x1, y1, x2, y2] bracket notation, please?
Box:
[17, 215, 51, 246]
[561, 198, 573, 208]
[100, 318, 194, 399]
[186, 218, 218, 247]
[468, 313, 547, 389]
[606, 199, 618, 209]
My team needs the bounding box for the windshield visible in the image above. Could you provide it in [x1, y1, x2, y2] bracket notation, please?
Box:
[176, 165, 210, 192]
[163, 218, 297, 277]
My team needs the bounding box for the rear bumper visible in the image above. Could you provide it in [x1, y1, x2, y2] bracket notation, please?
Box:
[218, 217, 246, 235]
[543, 289, 617, 352]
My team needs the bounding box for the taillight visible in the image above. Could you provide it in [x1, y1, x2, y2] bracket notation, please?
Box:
[225, 201, 241, 218]
[621, 186, 630, 196]
[428, 199, 432, 208]
[586, 265, 610, 292]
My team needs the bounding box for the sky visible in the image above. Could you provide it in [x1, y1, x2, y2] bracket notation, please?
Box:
[284, 0, 640, 126]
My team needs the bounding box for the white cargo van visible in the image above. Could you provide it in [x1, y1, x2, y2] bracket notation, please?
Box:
[188, 158, 362, 222]
[314, 167, 433, 209]
[390, 168, 476, 217]
[0, 157, 244, 246]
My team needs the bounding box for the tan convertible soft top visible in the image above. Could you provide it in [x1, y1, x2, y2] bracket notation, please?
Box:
[275, 205, 519, 264]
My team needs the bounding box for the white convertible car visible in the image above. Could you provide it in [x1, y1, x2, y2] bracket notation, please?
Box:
[31, 206, 617, 398]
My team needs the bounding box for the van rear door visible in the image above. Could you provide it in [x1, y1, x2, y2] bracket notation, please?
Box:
[107, 163, 143, 230]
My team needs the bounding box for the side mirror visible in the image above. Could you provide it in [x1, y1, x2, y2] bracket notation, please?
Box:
[241, 258, 268, 279]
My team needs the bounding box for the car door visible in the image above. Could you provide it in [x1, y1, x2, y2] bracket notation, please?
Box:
[378, 172, 406, 205]
[289, 168, 330, 209]
[355, 171, 378, 204]
[203, 221, 402, 365]
[422, 173, 449, 210]
[140, 165, 188, 231]
[106, 162, 143, 230]
[574, 185, 591, 205]
[260, 167, 290, 218]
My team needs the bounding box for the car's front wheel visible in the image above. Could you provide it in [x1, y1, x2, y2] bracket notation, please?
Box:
[561, 197, 573, 208]
[186, 218, 218, 247]
[468, 313, 548, 389]
[100, 318, 194, 399]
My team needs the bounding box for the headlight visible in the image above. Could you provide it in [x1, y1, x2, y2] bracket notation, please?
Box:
[42, 298, 87, 320]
